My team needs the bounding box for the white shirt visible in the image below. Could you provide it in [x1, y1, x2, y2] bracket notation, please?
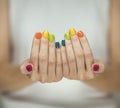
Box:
[1, 0, 116, 108]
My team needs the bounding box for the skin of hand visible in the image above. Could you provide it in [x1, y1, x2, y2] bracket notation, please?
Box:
[20, 28, 105, 83]
[62, 28, 105, 80]
[20, 31, 63, 83]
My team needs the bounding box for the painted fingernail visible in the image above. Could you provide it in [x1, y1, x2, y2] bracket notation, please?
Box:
[26, 64, 32, 72]
[93, 64, 99, 72]
[69, 27, 76, 36]
[77, 31, 84, 38]
[55, 42, 60, 48]
[35, 32, 42, 39]
[61, 40, 65, 46]
[49, 34, 54, 42]
[65, 32, 71, 40]
[43, 30, 49, 38]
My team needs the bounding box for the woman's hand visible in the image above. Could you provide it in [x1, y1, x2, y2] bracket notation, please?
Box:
[20, 31, 63, 83]
[20, 28, 105, 83]
[62, 28, 105, 80]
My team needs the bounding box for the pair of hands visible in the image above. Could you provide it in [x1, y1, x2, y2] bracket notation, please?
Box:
[20, 28, 104, 83]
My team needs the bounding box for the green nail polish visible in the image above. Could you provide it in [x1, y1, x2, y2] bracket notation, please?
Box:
[65, 32, 71, 40]
[49, 34, 54, 42]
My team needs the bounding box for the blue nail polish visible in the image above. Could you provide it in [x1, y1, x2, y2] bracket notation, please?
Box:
[61, 40, 65, 46]
[55, 42, 60, 49]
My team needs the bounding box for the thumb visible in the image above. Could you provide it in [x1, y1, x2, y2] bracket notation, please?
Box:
[92, 60, 105, 74]
[20, 59, 33, 75]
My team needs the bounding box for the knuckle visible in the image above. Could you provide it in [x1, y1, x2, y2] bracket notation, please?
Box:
[49, 43, 54, 47]
[49, 60, 55, 65]
[62, 59, 68, 65]
[40, 80, 46, 83]
[39, 78, 47, 83]
[81, 38, 87, 43]
[31, 55, 38, 61]
[69, 57, 76, 63]
[85, 73, 94, 80]
[55, 76, 62, 82]
[62, 61, 68, 65]
[57, 61, 62, 66]
[63, 72, 69, 78]
[61, 48, 65, 53]
[34, 39, 40, 45]
[76, 52, 84, 58]
[39, 55, 47, 62]
[67, 42, 72, 47]
[72, 36, 78, 41]
[85, 52, 92, 59]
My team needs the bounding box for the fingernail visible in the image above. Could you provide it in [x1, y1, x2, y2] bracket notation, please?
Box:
[77, 31, 84, 38]
[26, 64, 32, 72]
[65, 32, 71, 40]
[55, 42, 60, 48]
[61, 40, 65, 46]
[35, 32, 42, 39]
[69, 27, 76, 36]
[49, 34, 54, 42]
[43, 30, 49, 38]
[93, 64, 99, 72]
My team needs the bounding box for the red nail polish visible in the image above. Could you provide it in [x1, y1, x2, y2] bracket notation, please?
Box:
[93, 64, 99, 72]
[26, 65, 32, 72]
[35, 32, 42, 39]
[77, 31, 84, 38]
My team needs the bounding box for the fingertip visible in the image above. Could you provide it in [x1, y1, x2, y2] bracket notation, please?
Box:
[49, 34, 55, 42]
[26, 63, 33, 72]
[77, 30, 84, 38]
[22, 63, 33, 75]
[92, 61, 105, 73]
[35, 32, 42, 39]
[61, 40, 66, 46]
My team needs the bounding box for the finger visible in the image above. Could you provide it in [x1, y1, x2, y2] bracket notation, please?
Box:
[77, 31, 94, 79]
[30, 32, 42, 81]
[65, 32, 77, 79]
[61, 40, 69, 78]
[39, 30, 49, 83]
[69, 28, 85, 80]
[55, 42, 63, 81]
[92, 60, 105, 74]
[48, 34, 56, 82]
[20, 59, 33, 75]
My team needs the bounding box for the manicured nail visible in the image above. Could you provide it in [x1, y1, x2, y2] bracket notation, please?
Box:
[69, 27, 76, 36]
[93, 64, 99, 72]
[35, 32, 42, 39]
[61, 40, 65, 46]
[65, 32, 71, 40]
[26, 64, 32, 72]
[49, 34, 54, 42]
[55, 42, 60, 48]
[43, 30, 49, 38]
[77, 31, 84, 38]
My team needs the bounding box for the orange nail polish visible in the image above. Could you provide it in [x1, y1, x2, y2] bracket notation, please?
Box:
[77, 31, 84, 38]
[35, 32, 42, 39]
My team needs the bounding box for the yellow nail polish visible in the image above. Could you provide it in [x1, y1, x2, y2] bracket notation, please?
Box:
[43, 30, 49, 38]
[69, 27, 76, 36]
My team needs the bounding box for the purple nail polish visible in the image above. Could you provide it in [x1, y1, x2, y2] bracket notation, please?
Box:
[93, 64, 99, 72]
[26, 65, 32, 72]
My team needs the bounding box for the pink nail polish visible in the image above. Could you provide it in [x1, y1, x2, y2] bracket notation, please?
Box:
[93, 64, 99, 72]
[26, 65, 32, 72]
